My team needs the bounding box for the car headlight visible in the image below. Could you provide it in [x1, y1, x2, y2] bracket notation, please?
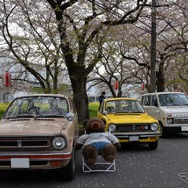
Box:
[108, 124, 116, 132]
[52, 137, 66, 150]
[150, 123, 159, 131]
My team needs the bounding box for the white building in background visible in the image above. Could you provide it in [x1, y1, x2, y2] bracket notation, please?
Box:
[0, 55, 20, 102]
[0, 54, 146, 102]
[0, 54, 70, 102]
[0, 54, 47, 102]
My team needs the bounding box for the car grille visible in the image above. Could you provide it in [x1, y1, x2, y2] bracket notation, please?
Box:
[174, 118, 188, 124]
[114, 123, 152, 133]
[0, 137, 52, 151]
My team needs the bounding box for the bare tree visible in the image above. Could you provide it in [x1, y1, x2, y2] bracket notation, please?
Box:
[89, 0, 188, 95]
[119, 0, 188, 92]
[45, 0, 148, 122]
[88, 26, 145, 97]
[155, 1, 188, 92]
[0, 0, 65, 93]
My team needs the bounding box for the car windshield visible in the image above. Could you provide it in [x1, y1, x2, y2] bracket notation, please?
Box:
[158, 93, 188, 106]
[4, 96, 69, 119]
[105, 100, 145, 113]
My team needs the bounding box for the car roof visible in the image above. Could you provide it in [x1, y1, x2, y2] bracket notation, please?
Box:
[141, 92, 184, 96]
[12, 94, 70, 100]
[104, 97, 138, 101]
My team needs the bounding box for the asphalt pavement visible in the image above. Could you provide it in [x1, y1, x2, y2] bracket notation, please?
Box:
[0, 133, 188, 188]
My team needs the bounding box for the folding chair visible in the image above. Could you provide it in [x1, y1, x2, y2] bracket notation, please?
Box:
[82, 155, 116, 173]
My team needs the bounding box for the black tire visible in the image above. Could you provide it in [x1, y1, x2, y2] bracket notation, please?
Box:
[148, 140, 158, 150]
[63, 149, 76, 180]
[160, 124, 169, 138]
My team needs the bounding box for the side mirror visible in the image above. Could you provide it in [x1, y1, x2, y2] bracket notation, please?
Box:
[156, 111, 160, 118]
[66, 112, 74, 121]
[103, 111, 108, 116]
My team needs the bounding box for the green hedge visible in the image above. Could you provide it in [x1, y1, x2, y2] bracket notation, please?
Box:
[89, 102, 99, 118]
[0, 103, 9, 119]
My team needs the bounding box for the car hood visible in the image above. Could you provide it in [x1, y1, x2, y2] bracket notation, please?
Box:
[0, 118, 69, 136]
[161, 106, 188, 114]
[106, 113, 156, 124]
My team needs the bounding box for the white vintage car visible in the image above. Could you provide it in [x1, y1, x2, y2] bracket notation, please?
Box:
[0, 94, 79, 180]
[141, 92, 188, 137]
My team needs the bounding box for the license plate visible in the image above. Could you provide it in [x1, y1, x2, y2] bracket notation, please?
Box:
[11, 158, 30, 168]
[129, 136, 139, 142]
[181, 127, 188, 131]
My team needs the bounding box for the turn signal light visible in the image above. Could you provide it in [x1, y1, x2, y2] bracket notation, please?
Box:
[50, 161, 63, 167]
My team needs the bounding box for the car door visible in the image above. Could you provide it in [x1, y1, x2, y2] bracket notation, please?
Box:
[141, 95, 151, 113]
[142, 95, 159, 119]
[149, 95, 160, 119]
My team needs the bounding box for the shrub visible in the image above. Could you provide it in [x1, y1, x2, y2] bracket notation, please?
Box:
[89, 102, 99, 118]
[0, 103, 9, 119]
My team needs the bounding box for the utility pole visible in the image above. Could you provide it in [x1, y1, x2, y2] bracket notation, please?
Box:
[150, 0, 157, 92]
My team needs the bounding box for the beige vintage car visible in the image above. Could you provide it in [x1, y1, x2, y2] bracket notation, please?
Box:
[0, 94, 79, 180]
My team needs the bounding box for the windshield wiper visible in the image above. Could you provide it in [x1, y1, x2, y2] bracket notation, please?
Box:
[114, 111, 131, 114]
[114, 111, 143, 114]
[6, 114, 34, 119]
[16, 114, 34, 118]
[42, 114, 65, 118]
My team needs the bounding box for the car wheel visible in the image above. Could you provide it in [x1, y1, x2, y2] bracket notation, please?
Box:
[63, 148, 76, 180]
[160, 124, 169, 138]
[148, 140, 158, 150]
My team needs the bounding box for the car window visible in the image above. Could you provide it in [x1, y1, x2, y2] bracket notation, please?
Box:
[142, 96, 151, 106]
[158, 93, 188, 106]
[4, 96, 68, 118]
[105, 100, 145, 113]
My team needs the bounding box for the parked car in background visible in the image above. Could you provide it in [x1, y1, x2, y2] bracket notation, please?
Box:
[0, 94, 79, 180]
[141, 92, 188, 137]
[97, 98, 161, 150]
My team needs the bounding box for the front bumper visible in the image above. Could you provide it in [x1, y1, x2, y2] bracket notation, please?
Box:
[0, 151, 72, 170]
[113, 132, 161, 143]
[164, 126, 188, 133]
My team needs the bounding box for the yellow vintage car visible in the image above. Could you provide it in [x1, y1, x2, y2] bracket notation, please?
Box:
[97, 98, 161, 150]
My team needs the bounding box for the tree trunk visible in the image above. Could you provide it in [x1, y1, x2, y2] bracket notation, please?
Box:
[150, 0, 157, 92]
[156, 73, 165, 92]
[70, 70, 89, 124]
[156, 65, 165, 92]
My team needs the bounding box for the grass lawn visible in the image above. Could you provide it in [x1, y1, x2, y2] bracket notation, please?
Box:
[89, 102, 100, 118]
